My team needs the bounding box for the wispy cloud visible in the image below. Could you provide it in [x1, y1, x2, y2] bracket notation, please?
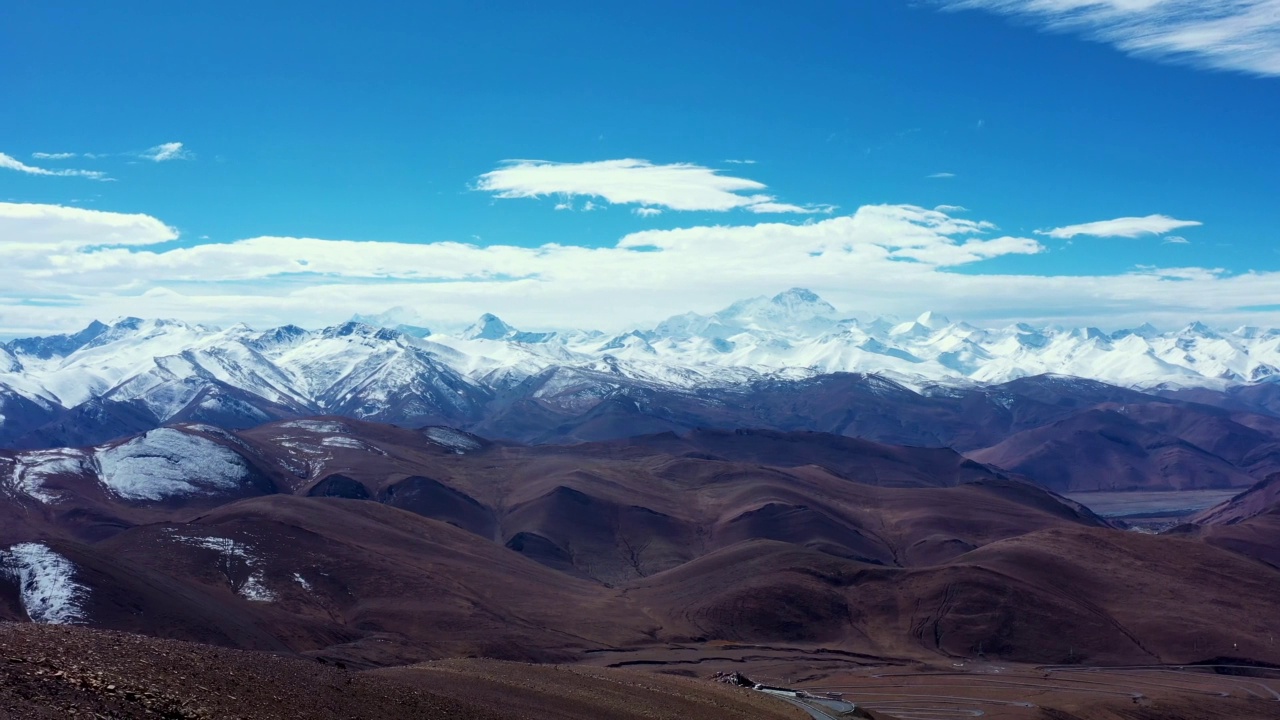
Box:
[1163, 235, 1191, 244]
[0, 152, 110, 181]
[948, 0, 1280, 76]
[633, 207, 663, 217]
[1039, 214, 1202, 239]
[139, 142, 192, 162]
[934, 204, 968, 213]
[927, 172, 957, 179]
[20, 142, 192, 172]
[476, 158, 834, 214]
[723, 159, 757, 164]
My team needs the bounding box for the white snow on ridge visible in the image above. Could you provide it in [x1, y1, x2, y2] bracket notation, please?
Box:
[279, 420, 349, 434]
[95, 428, 250, 501]
[319, 435, 385, 454]
[0, 543, 90, 624]
[424, 426, 482, 453]
[3, 290, 1280, 431]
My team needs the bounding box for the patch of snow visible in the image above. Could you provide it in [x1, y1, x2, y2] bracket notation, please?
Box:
[239, 574, 275, 602]
[278, 438, 330, 456]
[95, 428, 250, 501]
[278, 420, 349, 434]
[11, 449, 92, 504]
[423, 426, 482, 453]
[0, 543, 90, 624]
[172, 535, 275, 602]
[293, 572, 312, 593]
[320, 436, 371, 450]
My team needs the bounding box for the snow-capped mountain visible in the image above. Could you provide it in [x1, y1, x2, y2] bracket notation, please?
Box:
[1, 287, 1278, 447]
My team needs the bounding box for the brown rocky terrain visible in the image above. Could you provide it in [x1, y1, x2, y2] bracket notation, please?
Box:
[0, 623, 804, 719]
[4, 416, 1280, 717]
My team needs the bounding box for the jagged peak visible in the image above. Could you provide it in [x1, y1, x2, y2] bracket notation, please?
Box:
[322, 321, 399, 341]
[1182, 321, 1218, 337]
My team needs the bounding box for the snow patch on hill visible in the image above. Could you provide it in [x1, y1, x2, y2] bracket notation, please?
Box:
[279, 420, 349, 434]
[173, 535, 276, 602]
[424, 427, 482, 453]
[0, 543, 90, 624]
[7, 449, 92, 503]
[95, 429, 250, 501]
[320, 436, 386, 454]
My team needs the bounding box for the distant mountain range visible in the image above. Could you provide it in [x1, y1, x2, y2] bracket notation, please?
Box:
[1, 288, 1278, 448]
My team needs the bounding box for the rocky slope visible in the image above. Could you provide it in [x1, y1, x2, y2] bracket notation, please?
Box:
[2, 418, 1279, 671]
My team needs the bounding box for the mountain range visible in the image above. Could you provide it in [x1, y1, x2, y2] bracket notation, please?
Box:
[1, 288, 1279, 451]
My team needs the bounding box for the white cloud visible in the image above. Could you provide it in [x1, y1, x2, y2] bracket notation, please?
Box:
[1039, 214, 1202, 239]
[0, 202, 177, 252]
[723, 159, 757, 164]
[949, 0, 1280, 76]
[0, 152, 110, 181]
[2, 201, 1279, 334]
[476, 158, 831, 214]
[927, 172, 957, 179]
[934, 204, 968, 213]
[633, 207, 663, 217]
[139, 142, 192, 162]
[32, 152, 78, 160]
[1163, 235, 1191, 244]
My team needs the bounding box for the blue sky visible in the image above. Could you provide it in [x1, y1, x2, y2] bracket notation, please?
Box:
[1, 0, 1278, 333]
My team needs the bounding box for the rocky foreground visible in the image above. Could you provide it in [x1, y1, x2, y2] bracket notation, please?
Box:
[0, 623, 805, 720]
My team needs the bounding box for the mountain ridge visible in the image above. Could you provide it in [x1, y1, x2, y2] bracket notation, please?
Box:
[2, 288, 1279, 449]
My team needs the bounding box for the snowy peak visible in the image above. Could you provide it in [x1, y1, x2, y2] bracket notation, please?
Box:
[915, 311, 950, 329]
[249, 324, 311, 352]
[768, 287, 837, 316]
[712, 287, 839, 333]
[889, 311, 951, 338]
[321, 322, 398, 342]
[1181, 321, 1219, 338]
[461, 313, 517, 341]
